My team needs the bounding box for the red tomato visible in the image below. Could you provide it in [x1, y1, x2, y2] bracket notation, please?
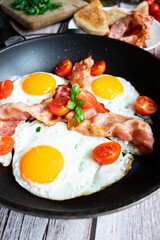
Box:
[135, 96, 158, 116]
[49, 97, 70, 116]
[0, 135, 14, 155]
[91, 61, 106, 76]
[55, 59, 72, 77]
[92, 142, 121, 165]
[144, 0, 155, 5]
[77, 90, 97, 109]
[149, 3, 159, 15]
[154, 10, 160, 22]
[0, 80, 14, 99]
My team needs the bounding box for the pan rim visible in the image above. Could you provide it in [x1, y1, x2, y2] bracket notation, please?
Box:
[0, 33, 160, 218]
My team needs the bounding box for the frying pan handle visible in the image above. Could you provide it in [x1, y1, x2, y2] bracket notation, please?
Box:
[0, 6, 25, 48]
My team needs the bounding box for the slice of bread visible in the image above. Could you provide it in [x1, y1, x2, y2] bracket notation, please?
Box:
[74, 0, 109, 36]
[131, 1, 149, 15]
[104, 6, 128, 26]
[104, 2, 149, 27]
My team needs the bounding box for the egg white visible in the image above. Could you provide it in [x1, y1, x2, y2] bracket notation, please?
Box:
[1, 72, 67, 106]
[12, 121, 133, 201]
[89, 74, 142, 119]
[0, 152, 12, 167]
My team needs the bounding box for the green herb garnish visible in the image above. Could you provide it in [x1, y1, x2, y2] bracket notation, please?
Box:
[67, 84, 85, 123]
[10, 0, 64, 15]
[36, 126, 41, 132]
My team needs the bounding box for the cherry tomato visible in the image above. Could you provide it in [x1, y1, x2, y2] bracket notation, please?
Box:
[77, 90, 97, 109]
[135, 96, 158, 116]
[91, 61, 106, 76]
[0, 135, 14, 155]
[55, 59, 72, 77]
[0, 80, 14, 99]
[93, 142, 121, 165]
[154, 10, 160, 22]
[144, 0, 155, 5]
[149, 3, 159, 15]
[49, 97, 70, 116]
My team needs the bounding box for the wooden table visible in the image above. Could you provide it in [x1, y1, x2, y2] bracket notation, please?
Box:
[0, 3, 160, 239]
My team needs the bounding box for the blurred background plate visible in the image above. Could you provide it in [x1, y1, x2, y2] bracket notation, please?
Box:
[68, 7, 160, 51]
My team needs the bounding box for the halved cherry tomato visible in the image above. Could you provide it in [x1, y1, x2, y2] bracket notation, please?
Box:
[55, 59, 72, 77]
[91, 61, 106, 76]
[144, 0, 155, 5]
[0, 135, 14, 155]
[135, 96, 158, 116]
[49, 97, 70, 116]
[149, 3, 159, 15]
[0, 80, 14, 99]
[93, 142, 121, 165]
[154, 10, 160, 22]
[77, 90, 97, 109]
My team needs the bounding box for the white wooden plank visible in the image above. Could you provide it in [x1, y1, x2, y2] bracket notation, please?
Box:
[0, 206, 10, 237]
[19, 215, 48, 240]
[0, 207, 93, 240]
[95, 190, 160, 240]
[0, 210, 24, 240]
[45, 218, 92, 240]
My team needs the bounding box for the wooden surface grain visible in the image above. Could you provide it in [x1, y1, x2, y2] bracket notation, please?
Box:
[0, 3, 160, 239]
[1, 0, 87, 30]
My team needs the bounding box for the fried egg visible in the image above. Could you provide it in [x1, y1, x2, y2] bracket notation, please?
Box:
[89, 74, 140, 118]
[1, 72, 67, 106]
[0, 152, 12, 167]
[12, 121, 133, 200]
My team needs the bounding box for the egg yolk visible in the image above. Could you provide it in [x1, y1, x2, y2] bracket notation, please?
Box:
[91, 76, 124, 100]
[20, 145, 64, 184]
[22, 73, 56, 95]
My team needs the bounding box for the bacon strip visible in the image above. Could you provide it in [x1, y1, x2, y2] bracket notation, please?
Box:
[0, 103, 31, 121]
[0, 99, 60, 127]
[83, 102, 109, 120]
[29, 98, 61, 126]
[108, 12, 153, 48]
[53, 85, 71, 99]
[0, 84, 72, 134]
[69, 55, 94, 90]
[66, 112, 154, 154]
[0, 120, 19, 136]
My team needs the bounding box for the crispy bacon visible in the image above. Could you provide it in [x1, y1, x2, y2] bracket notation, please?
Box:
[0, 85, 71, 133]
[0, 120, 19, 136]
[69, 55, 94, 89]
[83, 102, 109, 120]
[66, 101, 109, 128]
[0, 99, 60, 127]
[108, 15, 132, 39]
[142, 14, 153, 39]
[108, 12, 153, 48]
[66, 112, 154, 154]
[0, 103, 31, 121]
[29, 98, 61, 126]
[54, 85, 71, 99]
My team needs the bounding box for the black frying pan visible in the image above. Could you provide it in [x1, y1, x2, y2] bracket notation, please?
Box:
[0, 7, 160, 219]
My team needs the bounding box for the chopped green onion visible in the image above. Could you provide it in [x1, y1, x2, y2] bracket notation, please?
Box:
[36, 126, 41, 132]
[10, 0, 64, 15]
